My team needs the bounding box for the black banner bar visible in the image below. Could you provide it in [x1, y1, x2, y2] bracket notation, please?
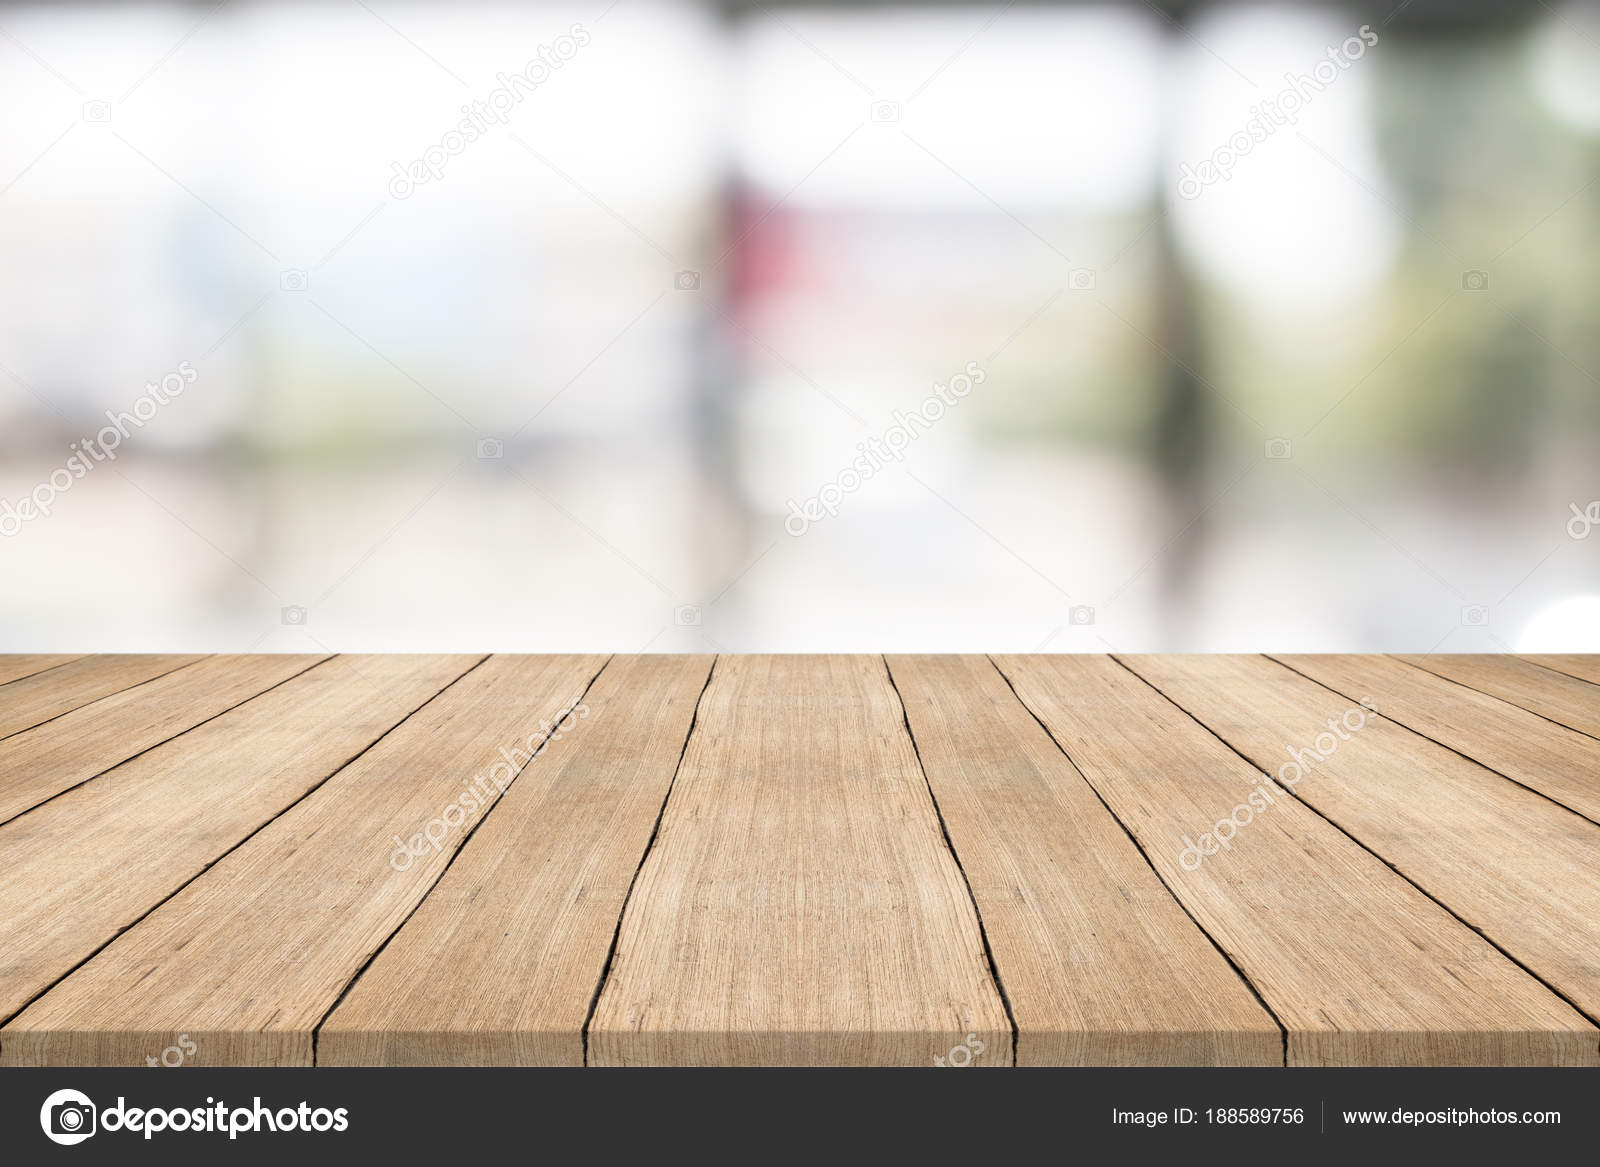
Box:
[4, 1067, 1594, 1161]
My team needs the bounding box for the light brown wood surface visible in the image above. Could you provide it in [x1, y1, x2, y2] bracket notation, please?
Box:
[885, 654, 1281, 1065]
[319, 654, 713, 1066]
[1522, 654, 1600, 687]
[1122, 654, 1600, 1024]
[589, 655, 1012, 1066]
[991, 654, 1599, 1066]
[1394, 653, 1600, 739]
[0, 654, 324, 825]
[0, 654, 479, 1026]
[1, 654, 604, 1066]
[3, 654, 1598, 1067]
[0, 653, 201, 741]
[1276, 653, 1600, 824]
[0, 655, 84, 688]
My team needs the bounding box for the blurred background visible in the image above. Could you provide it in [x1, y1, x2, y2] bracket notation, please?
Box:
[1, 0, 1597, 653]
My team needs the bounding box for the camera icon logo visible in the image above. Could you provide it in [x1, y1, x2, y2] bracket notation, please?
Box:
[871, 100, 901, 122]
[281, 605, 308, 626]
[1068, 604, 1095, 626]
[675, 604, 702, 627]
[674, 270, 701, 292]
[279, 269, 309, 292]
[1461, 269, 1489, 292]
[40, 1089, 96, 1145]
[1068, 268, 1096, 291]
[476, 437, 504, 460]
[1461, 604, 1489, 627]
[1265, 437, 1292, 460]
[82, 100, 112, 123]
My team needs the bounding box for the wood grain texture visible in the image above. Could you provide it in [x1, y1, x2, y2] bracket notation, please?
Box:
[589, 655, 1011, 1066]
[1123, 654, 1600, 1025]
[319, 655, 713, 1066]
[4, 653, 1598, 1068]
[991, 654, 1599, 1067]
[0, 654, 323, 825]
[0, 654, 606, 1067]
[1393, 654, 1600, 739]
[885, 655, 1281, 1065]
[0, 655, 83, 688]
[1522, 655, 1600, 688]
[0, 654, 202, 741]
[1276, 654, 1600, 824]
[0, 654, 480, 1027]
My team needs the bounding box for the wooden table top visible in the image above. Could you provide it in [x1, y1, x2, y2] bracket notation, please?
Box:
[1, 653, 1597, 1068]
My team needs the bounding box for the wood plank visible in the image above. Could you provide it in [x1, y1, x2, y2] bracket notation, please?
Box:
[0, 654, 481, 1027]
[589, 655, 1011, 1067]
[1522, 655, 1600, 688]
[0, 654, 202, 741]
[319, 654, 714, 1066]
[1123, 654, 1600, 1025]
[1275, 654, 1600, 824]
[1394, 654, 1600, 739]
[0, 654, 606, 1067]
[0, 654, 323, 826]
[885, 654, 1281, 1065]
[991, 654, 1599, 1066]
[0, 655, 84, 688]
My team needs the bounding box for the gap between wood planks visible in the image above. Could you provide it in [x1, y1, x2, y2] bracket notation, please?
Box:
[1121, 656, 1600, 1038]
[0, 655, 206, 744]
[1269, 655, 1600, 830]
[0, 655, 331, 829]
[0, 655, 87, 690]
[990, 654, 1597, 1065]
[0, 655, 488, 1055]
[4, 654, 1596, 1065]
[983, 654, 1291, 1066]
[882, 656, 1021, 1067]
[1392, 655, 1600, 742]
[308, 656, 613, 1066]
[575, 657, 719, 1066]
